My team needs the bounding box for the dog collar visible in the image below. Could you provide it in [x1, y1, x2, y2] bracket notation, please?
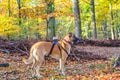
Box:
[63, 39, 72, 45]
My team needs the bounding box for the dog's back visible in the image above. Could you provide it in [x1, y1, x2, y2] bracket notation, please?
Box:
[23, 33, 75, 78]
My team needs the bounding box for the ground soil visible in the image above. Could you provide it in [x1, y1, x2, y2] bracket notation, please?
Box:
[0, 45, 120, 80]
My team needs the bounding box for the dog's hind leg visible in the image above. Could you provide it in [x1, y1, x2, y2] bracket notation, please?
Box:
[31, 58, 37, 76]
[34, 59, 44, 78]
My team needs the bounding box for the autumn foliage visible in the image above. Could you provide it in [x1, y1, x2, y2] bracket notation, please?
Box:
[0, 0, 120, 79]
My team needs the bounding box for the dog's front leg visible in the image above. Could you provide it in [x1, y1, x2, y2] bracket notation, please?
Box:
[59, 58, 66, 76]
[59, 58, 62, 71]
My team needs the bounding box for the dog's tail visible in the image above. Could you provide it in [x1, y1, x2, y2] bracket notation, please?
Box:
[22, 56, 33, 65]
[22, 48, 34, 65]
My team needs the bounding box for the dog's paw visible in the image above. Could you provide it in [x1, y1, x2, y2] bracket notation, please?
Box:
[61, 72, 65, 76]
[36, 74, 43, 78]
[59, 68, 62, 71]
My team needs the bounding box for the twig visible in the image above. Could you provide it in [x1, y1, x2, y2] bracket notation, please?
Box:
[70, 47, 80, 61]
[16, 48, 29, 55]
[0, 49, 10, 54]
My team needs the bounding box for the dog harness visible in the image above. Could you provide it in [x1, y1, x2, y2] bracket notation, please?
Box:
[47, 39, 61, 57]
[47, 39, 69, 57]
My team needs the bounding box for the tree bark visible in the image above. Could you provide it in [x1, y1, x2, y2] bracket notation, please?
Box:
[109, 2, 115, 40]
[16, 0, 21, 26]
[103, 20, 108, 38]
[45, 1, 55, 39]
[8, 0, 11, 17]
[72, 0, 81, 38]
[86, 21, 91, 38]
[91, 0, 97, 39]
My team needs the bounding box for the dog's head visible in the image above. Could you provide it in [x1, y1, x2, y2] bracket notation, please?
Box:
[63, 32, 79, 45]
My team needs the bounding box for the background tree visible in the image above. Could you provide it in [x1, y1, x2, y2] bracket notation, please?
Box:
[8, 0, 11, 17]
[109, 0, 115, 39]
[108, 0, 120, 40]
[91, 0, 97, 39]
[0, 0, 120, 40]
[72, 0, 81, 38]
[45, 0, 55, 39]
[16, 0, 21, 25]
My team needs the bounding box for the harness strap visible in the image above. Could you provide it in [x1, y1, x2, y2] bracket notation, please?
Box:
[47, 40, 62, 57]
[48, 43, 55, 56]
[60, 45, 68, 55]
[57, 44, 62, 57]
[48, 42, 69, 57]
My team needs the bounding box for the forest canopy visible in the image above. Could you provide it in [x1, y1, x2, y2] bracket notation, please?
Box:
[0, 0, 120, 40]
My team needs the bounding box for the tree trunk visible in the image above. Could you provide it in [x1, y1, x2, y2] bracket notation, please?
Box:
[86, 21, 91, 38]
[16, 0, 23, 39]
[91, 0, 97, 39]
[72, 0, 81, 38]
[109, 2, 115, 40]
[8, 0, 11, 17]
[45, 1, 55, 39]
[16, 0, 21, 26]
[115, 26, 118, 40]
[103, 20, 108, 38]
[115, 11, 119, 40]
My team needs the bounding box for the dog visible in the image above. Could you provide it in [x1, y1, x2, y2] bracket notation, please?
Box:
[23, 33, 76, 78]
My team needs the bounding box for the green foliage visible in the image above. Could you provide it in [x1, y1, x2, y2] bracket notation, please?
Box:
[0, 15, 20, 39]
[0, 0, 120, 39]
[56, 16, 74, 39]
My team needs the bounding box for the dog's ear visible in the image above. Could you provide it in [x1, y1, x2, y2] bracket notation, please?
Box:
[68, 32, 72, 38]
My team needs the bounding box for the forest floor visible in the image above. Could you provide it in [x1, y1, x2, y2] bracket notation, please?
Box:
[0, 45, 120, 80]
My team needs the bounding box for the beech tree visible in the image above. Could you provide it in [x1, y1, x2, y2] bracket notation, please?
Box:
[45, 0, 55, 39]
[91, 0, 97, 39]
[8, 0, 11, 17]
[0, 0, 120, 39]
[72, 0, 81, 38]
[16, 0, 21, 25]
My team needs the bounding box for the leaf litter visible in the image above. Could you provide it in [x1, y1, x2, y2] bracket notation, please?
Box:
[0, 38, 120, 79]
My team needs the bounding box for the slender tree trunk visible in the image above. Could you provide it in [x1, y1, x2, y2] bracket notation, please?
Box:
[45, 1, 55, 39]
[7, 0, 11, 39]
[17, 0, 21, 25]
[86, 21, 91, 38]
[117, 23, 120, 39]
[72, 0, 81, 38]
[109, 2, 115, 40]
[8, 0, 11, 17]
[115, 11, 119, 40]
[115, 25, 118, 40]
[91, 0, 97, 39]
[103, 20, 108, 38]
[16, 0, 22, 39]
